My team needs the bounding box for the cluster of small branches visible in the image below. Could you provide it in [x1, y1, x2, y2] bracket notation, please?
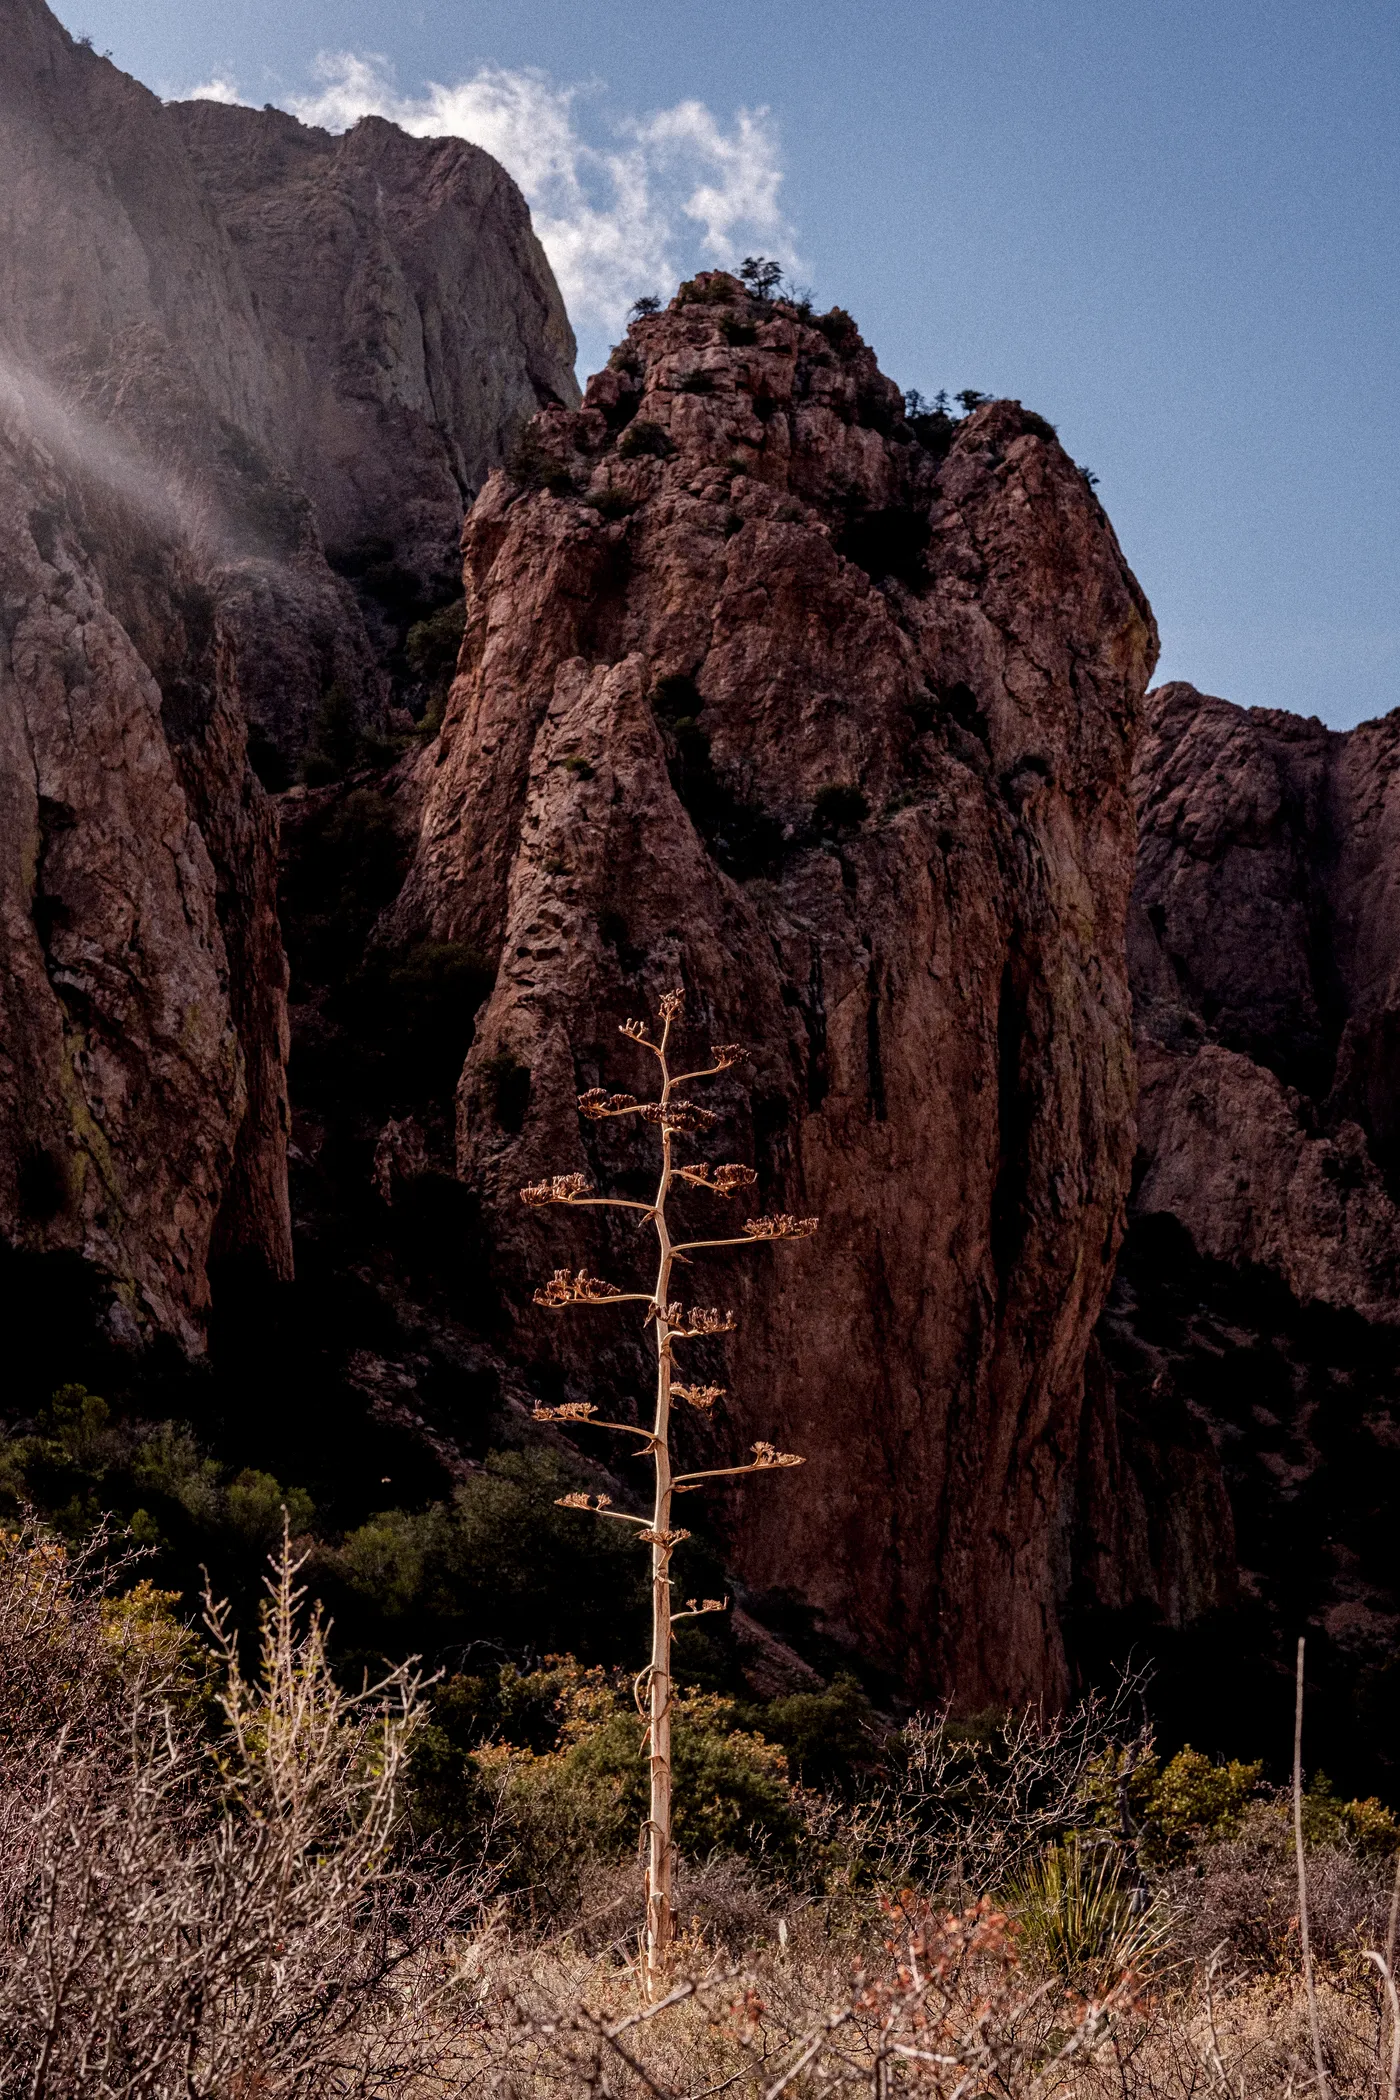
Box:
[835, 1673, 1155, 1908]
[466, 1896, 1145, 2097]
[0, 1519, 489, 2097]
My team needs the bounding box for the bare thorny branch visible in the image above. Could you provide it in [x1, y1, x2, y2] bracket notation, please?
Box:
[523, 985, 817, 1996]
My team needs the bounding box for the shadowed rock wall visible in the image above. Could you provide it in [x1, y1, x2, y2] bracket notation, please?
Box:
[0, 0, 576, 1343]
[1093, 682, 1400, 1777]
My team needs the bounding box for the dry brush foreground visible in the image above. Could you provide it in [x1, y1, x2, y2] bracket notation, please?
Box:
[2, 1523, 1400, 2095]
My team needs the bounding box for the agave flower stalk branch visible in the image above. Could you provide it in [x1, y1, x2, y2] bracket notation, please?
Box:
[523, 987, 815, 1999]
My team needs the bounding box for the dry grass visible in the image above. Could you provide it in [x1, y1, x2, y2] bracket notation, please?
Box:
[2, 1518, 1398, 2095]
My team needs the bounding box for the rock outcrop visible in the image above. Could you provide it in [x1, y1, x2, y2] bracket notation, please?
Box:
[389, 277, 1159, 1707]
[1129, 682, 1400, 1320]
[0, 0, 576, 1344]
[1097, 682, 1400, 1781]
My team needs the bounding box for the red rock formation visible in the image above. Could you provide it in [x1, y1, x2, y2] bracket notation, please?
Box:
[1095, 682, 1400, 1777]
[0, 0, 576, 1344]
[1130, 682, 1400, 1321]
[392, 277, 1158, 1707]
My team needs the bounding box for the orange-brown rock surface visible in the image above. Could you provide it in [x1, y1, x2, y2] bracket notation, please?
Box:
[390, 277, 1160, 1706]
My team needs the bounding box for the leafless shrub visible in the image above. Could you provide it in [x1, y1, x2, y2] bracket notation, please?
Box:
[0, 1519, 491, 2097]
[1160, 1801, 1395, 1976]
[465, 1896, 1142, 2097]
[833, 1672, 1152, 1909]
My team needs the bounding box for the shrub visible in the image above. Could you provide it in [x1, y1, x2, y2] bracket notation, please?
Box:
[415, 1660, 806, 1914]
[302, 679, 362, 785]
[584, 488, 637, 521]
[1007, 1837, 1166, 1989]
[507, 429, 576, 495]
[334, 936, 493, 1104]
[739, 256, 785, 300]
[750, 1673, 883, 1792]
[628, 293, 661, 318]
[617, 419, 674, 461]
[719, 317, 758, 347]
[0, 1523, 487, 2091]
[331, 1448, 662, 1669]
[815, 308, 860, 352]
[1144, 1745, 1265, 1863]
[404, 596, 466, 732]
[279, 784, 408, 989]
[650, 671, 703, 723]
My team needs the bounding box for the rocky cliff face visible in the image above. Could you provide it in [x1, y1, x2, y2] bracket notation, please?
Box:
[387, 277, 1159, 1707]
[0, 0, 576, 1345]
[1098, 682, 1400, 1782]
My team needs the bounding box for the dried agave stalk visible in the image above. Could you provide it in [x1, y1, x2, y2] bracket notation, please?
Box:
[523, 985, 816, 1996]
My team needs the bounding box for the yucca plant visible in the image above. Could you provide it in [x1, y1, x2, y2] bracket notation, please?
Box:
[1006, 1834, 1167, 1991]
[522, 985, 815, 1994]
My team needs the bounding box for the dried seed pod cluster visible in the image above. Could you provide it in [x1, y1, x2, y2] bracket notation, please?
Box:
[750, 1441, 804, 1469]
[672, 1384, 725, 1410]
[520, 1172, 593, 1206]
[677, 1162, 758, 1195]
[668, 1306, 736, 1338]
[638, 1100, 717, 1132]
[743, 1213, 820, 1240]
[577, 1088, 639, 1118]
[533, 1269, 624, 1307]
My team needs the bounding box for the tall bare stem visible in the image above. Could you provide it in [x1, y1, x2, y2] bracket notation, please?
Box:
[523, 986, 815, 1995]
[1294, 1635, 1331, 2100]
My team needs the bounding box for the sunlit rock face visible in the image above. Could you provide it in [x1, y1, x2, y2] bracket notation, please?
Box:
[389, 277, 1160, 1707]
[0, 0, 575, 1343]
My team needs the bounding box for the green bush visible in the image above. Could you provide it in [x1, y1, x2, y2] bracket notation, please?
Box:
[1298, 1770, 1400, 1853]
[1007, 1837, 1165, 1988]
[0, 1387, 320, 1621]
[1085, 1743, 1264, 1869]
[404, 599, 466, 733]
[330, 1449, 661, 1669]
[302, 682, 362, 786]
[280, 786, 408, 990]
[412, 1660, 804, 1902]
[747, 1674, 881, 1792]
[815, 309, 860, 353]
[334, 937, 493, 1105]
[739, 256, 785, 301]
[507, 430, 576, 495]
[617, 420, 674, 461]
[584, 489, 637, 522]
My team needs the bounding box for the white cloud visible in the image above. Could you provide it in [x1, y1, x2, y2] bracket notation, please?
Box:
[281, 53, 796, 335]
[182, 75, 247, 105]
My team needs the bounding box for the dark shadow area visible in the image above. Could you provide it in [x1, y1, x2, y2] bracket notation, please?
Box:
[1084, 1210, 1400, 1800]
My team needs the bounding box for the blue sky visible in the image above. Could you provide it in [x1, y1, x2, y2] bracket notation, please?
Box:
[54, 0, 1400, 729]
